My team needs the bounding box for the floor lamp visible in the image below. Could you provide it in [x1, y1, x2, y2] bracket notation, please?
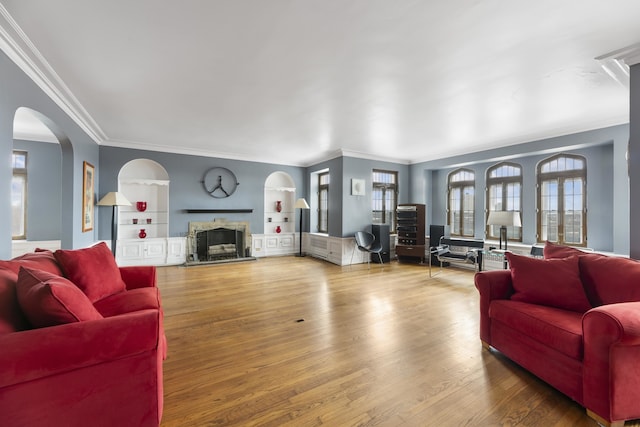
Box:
[294, 198, 310, 257]
[97, 192, 132, 257]
[486, 211, 522, 251]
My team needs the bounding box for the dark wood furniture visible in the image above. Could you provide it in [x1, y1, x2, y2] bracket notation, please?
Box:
[395, 204, 425, 263]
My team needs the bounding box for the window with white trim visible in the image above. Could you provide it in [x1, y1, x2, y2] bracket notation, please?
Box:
[317, 171, 329, 233]
[372, 170, 397, 233]
[486, 162, 522, 241]
[448, 168, 475, 237]
[12, 151, 27, 240]
[537, 154, 587, 246]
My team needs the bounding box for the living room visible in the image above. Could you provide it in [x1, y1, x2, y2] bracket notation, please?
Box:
[2, 2, 640, 426]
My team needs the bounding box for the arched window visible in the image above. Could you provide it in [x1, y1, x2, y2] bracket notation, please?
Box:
[537, 154, 587, 246]
[486, 162, 522, 241]
[448, 168, 475, 237]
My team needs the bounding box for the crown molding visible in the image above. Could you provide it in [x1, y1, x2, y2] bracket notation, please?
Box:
[339, 149, 411, 165]
[595, 42, 640, 89]
[102, 138, 310, 167]
[0, 5, 106, 143]
[597, 42, 640, 66]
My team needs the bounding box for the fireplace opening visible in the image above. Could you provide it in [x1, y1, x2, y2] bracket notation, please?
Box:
[196, 227, 244, 261]
[186, 219, 254, 265]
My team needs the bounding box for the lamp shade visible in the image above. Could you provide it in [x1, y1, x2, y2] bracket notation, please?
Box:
[97, 192, 132, 207]
[294, 198, 310, 209]
[487, 211, 521, 227]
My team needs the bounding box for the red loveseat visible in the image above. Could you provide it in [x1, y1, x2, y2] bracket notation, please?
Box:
[0, 242, 166, 427]
[475, 242, 640, 427]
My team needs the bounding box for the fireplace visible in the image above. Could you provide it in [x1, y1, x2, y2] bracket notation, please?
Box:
[186, 219, 252, 264]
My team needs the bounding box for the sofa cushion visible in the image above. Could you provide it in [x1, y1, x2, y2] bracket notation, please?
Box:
[543, 241, 586, 259]
[0, 269, 29, 333]
[54, 242, 126, 303]
[93, 287, 161, 317]
[16, 267, 103, 328]
[0, 250, 63, 276]
[506, 252, 592, 313]
[542, 241, 610, 306]
[489, 299, 584, 360]
[579, 255, 640, 306]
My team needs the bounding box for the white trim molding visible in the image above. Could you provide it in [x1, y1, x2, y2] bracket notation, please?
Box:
[0, 5, 106, 143]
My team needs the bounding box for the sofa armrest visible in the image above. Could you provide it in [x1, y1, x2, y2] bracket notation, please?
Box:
[0, 309, 161, 388]
[474, 270, 514, 345]
[583, 302, 640, 424]
[119, 265, 157, 289]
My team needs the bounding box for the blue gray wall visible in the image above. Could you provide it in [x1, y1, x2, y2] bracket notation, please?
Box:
[340, 156, 409, 237]
[410, 125, 629, 254]
[98, 146, 306, 239]
[0, 50, 100, 258]
[0, 43, 635, 257]
[13, 139, 62, 240]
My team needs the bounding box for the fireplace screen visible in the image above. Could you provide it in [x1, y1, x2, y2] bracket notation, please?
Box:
[195, 227, 244, 261]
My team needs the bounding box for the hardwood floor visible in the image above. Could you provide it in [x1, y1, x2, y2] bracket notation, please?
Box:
[156, 256, 635, 426]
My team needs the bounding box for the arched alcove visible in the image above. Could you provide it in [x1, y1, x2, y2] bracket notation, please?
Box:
[264, 171, 295, 235]
[119, 158, 169, 181]
[12, 107, 73, 254]
[117, 159, 170, 240]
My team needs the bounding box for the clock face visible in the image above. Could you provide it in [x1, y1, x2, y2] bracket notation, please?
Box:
[202, 167, 239, 198]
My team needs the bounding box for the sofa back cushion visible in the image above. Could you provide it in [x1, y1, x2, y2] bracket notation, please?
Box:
[0, 250, 63, 276]
[506, 252, 592, 313]
[16, 267, 103, 328]
[579, 255, 640, 306]
[543, 241, 586, 259]
[0, 269, 29, 334]
[54, 242, 126, 303]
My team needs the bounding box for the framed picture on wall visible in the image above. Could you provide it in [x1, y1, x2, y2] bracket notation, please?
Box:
[82, 161, 95, 232]
[351, 178, 365, 196]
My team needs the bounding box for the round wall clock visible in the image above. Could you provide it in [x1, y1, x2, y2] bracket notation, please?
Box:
[202, 167, 239, 198]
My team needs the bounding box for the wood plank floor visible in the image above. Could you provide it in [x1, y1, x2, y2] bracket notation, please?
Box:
[156, 256, 637, 426]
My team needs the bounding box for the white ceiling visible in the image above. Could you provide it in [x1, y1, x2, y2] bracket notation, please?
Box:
[3, 1, 639, 166]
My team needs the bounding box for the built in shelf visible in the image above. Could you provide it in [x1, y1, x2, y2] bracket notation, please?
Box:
[184, 209, 254, 214]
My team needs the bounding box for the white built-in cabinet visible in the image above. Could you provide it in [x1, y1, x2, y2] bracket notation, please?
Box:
[252, 171, 297, 257]
[115, 159, 185, 266]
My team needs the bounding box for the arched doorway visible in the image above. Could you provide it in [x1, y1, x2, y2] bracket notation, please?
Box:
[11, 107, 73, 256]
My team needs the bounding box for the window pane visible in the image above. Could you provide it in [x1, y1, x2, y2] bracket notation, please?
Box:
[12, 175, 26, 238]
[449, 187, 461, 235]
[12, 152, 26, 169]
[541, 180, 558, 242]
[451, 170, 474, 182]
[563, 178, 583, 244]
[319, 187, 328, 233]
[372, 170, 397, 232]
[372, 187, 383, 224]
[462, 186, 474, 236]
[385, 188, 395, 230]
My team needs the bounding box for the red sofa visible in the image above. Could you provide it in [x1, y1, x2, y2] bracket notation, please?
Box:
[475, 242, 640, 427]
[0, 242, 166, 427]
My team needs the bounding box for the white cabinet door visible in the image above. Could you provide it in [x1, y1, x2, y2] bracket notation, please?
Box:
[251, 235, 266, 258]
[117, 238, 168, 266]
[118, 240, 144, 262]
[166, 237, 186, 265]
[144, 239, 166, 263]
